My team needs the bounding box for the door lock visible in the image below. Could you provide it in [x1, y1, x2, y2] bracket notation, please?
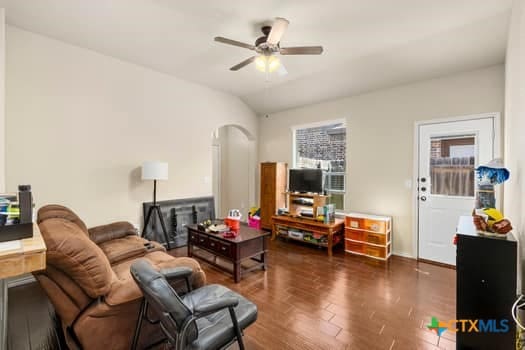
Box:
[420, 196, 427, 202]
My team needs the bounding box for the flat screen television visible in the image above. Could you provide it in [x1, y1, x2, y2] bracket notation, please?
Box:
[289, 169, 324, 193]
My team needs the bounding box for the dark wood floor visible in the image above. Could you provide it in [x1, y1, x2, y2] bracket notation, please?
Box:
[172, 238, 456, 350]
[8, 238, 456, 350]
[8, 281, 63, 350]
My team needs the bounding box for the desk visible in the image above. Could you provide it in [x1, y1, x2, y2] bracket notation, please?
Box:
[0, 224, 46, 350]
[271, 215, 344, 257]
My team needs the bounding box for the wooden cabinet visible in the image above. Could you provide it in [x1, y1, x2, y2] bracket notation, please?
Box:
[344, 213, 392, 260]
[260, 162, 287, 230]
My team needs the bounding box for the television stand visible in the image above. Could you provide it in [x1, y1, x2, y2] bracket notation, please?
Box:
[271, 215, 344, 256]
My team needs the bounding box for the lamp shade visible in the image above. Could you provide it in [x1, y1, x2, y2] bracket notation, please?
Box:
[142, 161, 168, 181]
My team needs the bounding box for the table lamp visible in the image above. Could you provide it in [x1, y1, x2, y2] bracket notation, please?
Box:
[141, 161, 171, 249]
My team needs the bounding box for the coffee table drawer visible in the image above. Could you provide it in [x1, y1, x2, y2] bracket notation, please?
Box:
[196, 234, 208, 247]
[208, 237, 220, 252]
[218, 241, 233, 258]
[190, 231, 200, 244]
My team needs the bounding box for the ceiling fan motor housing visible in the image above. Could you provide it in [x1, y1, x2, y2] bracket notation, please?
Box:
[255, 26, 279, 54]
[255, 35, 267, 47]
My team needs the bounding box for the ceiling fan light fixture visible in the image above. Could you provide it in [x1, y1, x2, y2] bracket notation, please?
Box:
[255, 55, 267, 71]
[255, 55, 280, 73]
[268, 56, 280, 72]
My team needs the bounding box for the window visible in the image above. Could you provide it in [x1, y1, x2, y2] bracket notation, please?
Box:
[429, 135, 475, 197]
[293, 122, 346, 210]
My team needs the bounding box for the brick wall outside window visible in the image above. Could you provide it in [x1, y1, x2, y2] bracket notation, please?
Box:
[295, 124, 346, 171]
[294, 123, 347, 209]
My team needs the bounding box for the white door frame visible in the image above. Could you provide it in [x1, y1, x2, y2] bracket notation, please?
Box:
[211, 144, 221, 217]
[411, 112, 501, 259]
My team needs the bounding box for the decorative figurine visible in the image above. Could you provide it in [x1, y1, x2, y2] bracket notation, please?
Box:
[473, 158, 512, 236]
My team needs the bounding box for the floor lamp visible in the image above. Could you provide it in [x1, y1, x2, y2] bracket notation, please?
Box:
[141, 161, 171, 249]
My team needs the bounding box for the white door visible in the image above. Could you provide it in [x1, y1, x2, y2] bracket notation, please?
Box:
[418, 117, 495, 265]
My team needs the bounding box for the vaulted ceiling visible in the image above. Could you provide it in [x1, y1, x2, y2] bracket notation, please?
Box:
[0, 0, 512, 113]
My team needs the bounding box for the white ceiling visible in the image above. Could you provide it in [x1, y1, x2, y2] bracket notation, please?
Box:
[0, 0, 512, 114]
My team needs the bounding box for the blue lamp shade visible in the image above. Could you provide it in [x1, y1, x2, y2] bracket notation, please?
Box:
[476, 158, 509, 184]
[142, 161, 168, 181]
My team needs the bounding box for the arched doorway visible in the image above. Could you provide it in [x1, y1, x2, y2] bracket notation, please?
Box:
[212, 125, 256, 221]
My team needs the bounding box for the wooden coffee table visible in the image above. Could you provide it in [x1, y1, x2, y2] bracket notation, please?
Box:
[186, 223, 270, 283]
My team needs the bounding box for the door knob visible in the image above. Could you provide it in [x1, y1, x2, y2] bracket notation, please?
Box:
[420, 196, 427, 201]
[420, 178, 427, 183]
[421, 187, 427, 192]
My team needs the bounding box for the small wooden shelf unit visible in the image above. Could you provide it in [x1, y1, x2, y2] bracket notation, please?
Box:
[344, 213, 392, 260]
[286, 192, 327, 218]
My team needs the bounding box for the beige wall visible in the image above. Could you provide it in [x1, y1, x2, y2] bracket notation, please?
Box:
[259, 65, 505, 257]
[5, 26, 258, 227]
[505, 0, 525, 245]
[0, 10, 4, 192]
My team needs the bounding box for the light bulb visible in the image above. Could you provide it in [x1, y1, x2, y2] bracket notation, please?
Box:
[254, 55, 280, 73]
[267, 56, 280, 72]
[255, 56, 267, 72]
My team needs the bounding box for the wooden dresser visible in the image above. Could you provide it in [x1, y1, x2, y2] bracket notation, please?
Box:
[344, 213, 392, 260]
[259, 162, 287, 230]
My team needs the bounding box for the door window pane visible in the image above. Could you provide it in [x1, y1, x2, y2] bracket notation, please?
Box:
[430, 136, 475, 197]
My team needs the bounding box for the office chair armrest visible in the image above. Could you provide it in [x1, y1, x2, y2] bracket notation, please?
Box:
[160, 266, 193, 292]
[160, 266, 192, 281]
[193, 297, 239, 316]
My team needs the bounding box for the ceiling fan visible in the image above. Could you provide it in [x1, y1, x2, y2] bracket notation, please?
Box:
[214, 17, 323, 73]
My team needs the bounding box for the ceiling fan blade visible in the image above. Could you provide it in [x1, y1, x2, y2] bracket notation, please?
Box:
[230, 56, 256, 71]
[267, 17, 289, 45]
[280, 46, 324, 55]
[214, 36, 255, 50]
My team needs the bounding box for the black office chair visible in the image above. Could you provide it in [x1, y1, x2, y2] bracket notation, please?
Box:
[130, 259, 258, 350]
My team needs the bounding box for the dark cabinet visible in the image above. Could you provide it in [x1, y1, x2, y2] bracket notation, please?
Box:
[456, 226, 517, 349]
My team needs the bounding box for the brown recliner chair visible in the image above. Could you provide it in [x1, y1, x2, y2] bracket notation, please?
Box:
[34, 204, 206, 350]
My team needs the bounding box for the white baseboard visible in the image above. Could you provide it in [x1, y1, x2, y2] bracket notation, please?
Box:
[392, 251, 415, 259]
